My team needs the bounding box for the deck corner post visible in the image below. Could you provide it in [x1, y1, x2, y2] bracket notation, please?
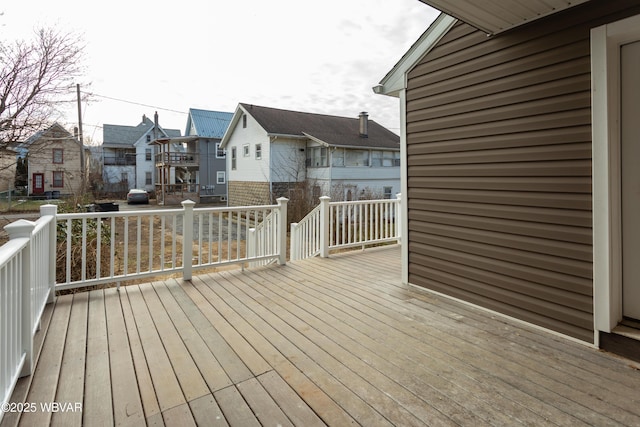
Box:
[40, 204, 58, 303]
[276, 197, 288, 265]
[290, 222, 298, 261]
[395, 193, 402, 244]
[319, 196, 331, 258]
[181, 199, 196, 281]
[6, 220, 36, 377]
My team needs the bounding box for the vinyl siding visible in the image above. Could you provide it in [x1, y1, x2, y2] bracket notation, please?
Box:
[405, 0, 640, 342]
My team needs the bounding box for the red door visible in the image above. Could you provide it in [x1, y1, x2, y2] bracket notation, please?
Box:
[33, 173, 44, 194]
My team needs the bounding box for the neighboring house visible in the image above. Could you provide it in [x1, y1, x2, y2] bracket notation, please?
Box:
[375, 0, 640, 358]
[102, 112, 181, 193]
[219, 103, 400, 207]
[184, 108, 234, 203]
[22, 123, 87, 197]
[0, 146, 17, 193]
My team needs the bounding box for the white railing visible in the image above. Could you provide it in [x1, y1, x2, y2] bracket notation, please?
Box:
[0, 207, 56, 423]
[290, 194, 401, 261]
[54, 198, 289, 290]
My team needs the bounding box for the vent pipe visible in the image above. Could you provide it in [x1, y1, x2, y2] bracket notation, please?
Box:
[359, 111, 368, 138]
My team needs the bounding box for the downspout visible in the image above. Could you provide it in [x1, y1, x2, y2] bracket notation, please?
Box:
[270, 136, 277, 202]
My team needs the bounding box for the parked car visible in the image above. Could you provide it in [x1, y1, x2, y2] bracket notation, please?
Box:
[127, 189, 149, 204]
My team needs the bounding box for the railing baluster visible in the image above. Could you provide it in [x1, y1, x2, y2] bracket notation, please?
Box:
[66, 219, 72, 283]
[81, 218, 87, 282]
[124, 217, 129, 276]
[136, 216, 141, 274]
[148, 215, 153, 273]
[96, 217, 102, 279]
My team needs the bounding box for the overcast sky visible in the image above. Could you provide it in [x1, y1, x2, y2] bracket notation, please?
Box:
[2, 1, 438, 143]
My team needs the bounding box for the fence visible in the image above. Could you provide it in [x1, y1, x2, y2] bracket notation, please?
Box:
[0, 208, 56, 422]
[290, 195, 401, 261]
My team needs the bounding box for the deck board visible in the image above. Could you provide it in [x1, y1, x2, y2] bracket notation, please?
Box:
[4, 245, 640, 426]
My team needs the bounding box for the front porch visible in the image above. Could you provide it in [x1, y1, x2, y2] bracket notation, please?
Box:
[3, 245, 640, 426]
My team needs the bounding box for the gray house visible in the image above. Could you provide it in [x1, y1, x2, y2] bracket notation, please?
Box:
[102, 113, 181, 194]
[376, 0, 640, 360]
[184, 108, 233, 203]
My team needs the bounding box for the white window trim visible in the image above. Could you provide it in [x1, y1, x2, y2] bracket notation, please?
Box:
[216, 142, 225, 159]
[591, 13, 640, 344]
[255, 143, 262, 160]
[217, 171, 226, 184]
[243, 144, 250, 157]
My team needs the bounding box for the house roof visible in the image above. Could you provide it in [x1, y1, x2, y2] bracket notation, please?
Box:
[103, 115, 180, 148]
[419, 0, 590, 35]
[226, 103, 399, 150]
[21, 123, 80, 147]
[375, 13, 456, 97]
[186, 108, 233, 139]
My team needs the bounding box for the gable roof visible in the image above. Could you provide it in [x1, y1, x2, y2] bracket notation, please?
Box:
[223, 103, 399, 150]
[185, 108, 233, 139]
[103, 115, 180, 148]
[419, 0, 590, 35]
[375, 13, 456, 97]
[22, 123, 79, 147]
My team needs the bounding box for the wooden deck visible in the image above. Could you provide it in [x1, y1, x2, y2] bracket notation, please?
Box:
[3, 245, 640, 426]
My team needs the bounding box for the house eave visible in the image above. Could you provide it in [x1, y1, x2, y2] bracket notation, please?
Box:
[419, 0, 591, 36]
[374, 13, 457, 97]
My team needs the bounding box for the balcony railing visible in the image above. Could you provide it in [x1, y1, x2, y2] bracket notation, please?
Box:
[290, 195, 401, 261]
[155, 152, 199, 166]
[103, 155, 136, 166]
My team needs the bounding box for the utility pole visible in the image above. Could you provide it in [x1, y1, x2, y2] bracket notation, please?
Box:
[76, 83, 86, 195]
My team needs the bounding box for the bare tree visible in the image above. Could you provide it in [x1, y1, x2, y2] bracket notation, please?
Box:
[0, 27, 86, 146]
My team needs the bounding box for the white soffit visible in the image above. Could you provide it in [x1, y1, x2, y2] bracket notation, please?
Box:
[419, 0, 591, 35]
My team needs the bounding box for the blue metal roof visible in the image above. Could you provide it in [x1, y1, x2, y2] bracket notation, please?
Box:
[186, 108, 233, 139]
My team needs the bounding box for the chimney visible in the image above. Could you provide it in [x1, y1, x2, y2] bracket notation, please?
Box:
[154, 111, 159, 140]
[359, 112, 368, 138]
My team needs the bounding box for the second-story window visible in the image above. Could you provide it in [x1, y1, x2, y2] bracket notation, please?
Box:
[146, 134, 151, 142]
[145, 148, 152, 161]
[243, 144, 250, 157]
[231, 147, 237, 170]
[53, 148, 64, 164]
[242, 115, 247, 128]
[216, 143, 225, 158]
[255, 144, 262, 160]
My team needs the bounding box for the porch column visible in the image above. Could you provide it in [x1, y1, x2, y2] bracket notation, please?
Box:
[277, 197, 288, 265]
[181, 200, 196, 280]
[40, 204, 58, 303]
[319, 196, 331, 258]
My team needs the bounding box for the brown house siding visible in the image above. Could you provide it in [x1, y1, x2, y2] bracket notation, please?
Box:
[405, 1, 640, 342]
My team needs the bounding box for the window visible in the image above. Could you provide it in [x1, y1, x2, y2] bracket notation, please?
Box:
[145, 148, 152, 161]
[307, 147, 327, 167]
[52, 171, 64, 188]
[345, 149, 369, 167]
[121, 172, 128, 183]
[332, 148, 344, 167]
[145, 172, 152, 186]
[255, 143, 262, 160]
[384, 186, 393, 199]
[53, 149, 63, 164]
[243, 144, 250, 157]
[146, 134, 151, 142]
[217, 171, 226, 184]
[231, 147, 237, 170]
[216, 143, 225, 158]
[242, 115, 247, 128]
[371, 151, 398, 167]
[313, 185, 322, 199]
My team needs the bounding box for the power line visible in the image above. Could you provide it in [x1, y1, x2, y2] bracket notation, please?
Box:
[85, 91, 188, 115]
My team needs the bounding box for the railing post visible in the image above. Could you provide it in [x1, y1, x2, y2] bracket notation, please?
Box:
[276, 197, 288, 265]
[319, 196, 331, 258]
[290, 222, 298, 261]
[247, 227, 256, 270]
[5, 220, 36, 377]
[181, 199, 196, 281]
[40, 204, 58, 303]
[395, 193, 402, 244]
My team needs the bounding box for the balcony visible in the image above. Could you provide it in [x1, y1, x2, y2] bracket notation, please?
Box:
[103, 155, 136, 166]
[1, 200, 640, 426]
[155, 152, 199, 168]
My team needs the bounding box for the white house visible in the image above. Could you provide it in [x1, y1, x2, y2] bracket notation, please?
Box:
[219, 103, 400, 207]
[101, 112, 181, 193]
